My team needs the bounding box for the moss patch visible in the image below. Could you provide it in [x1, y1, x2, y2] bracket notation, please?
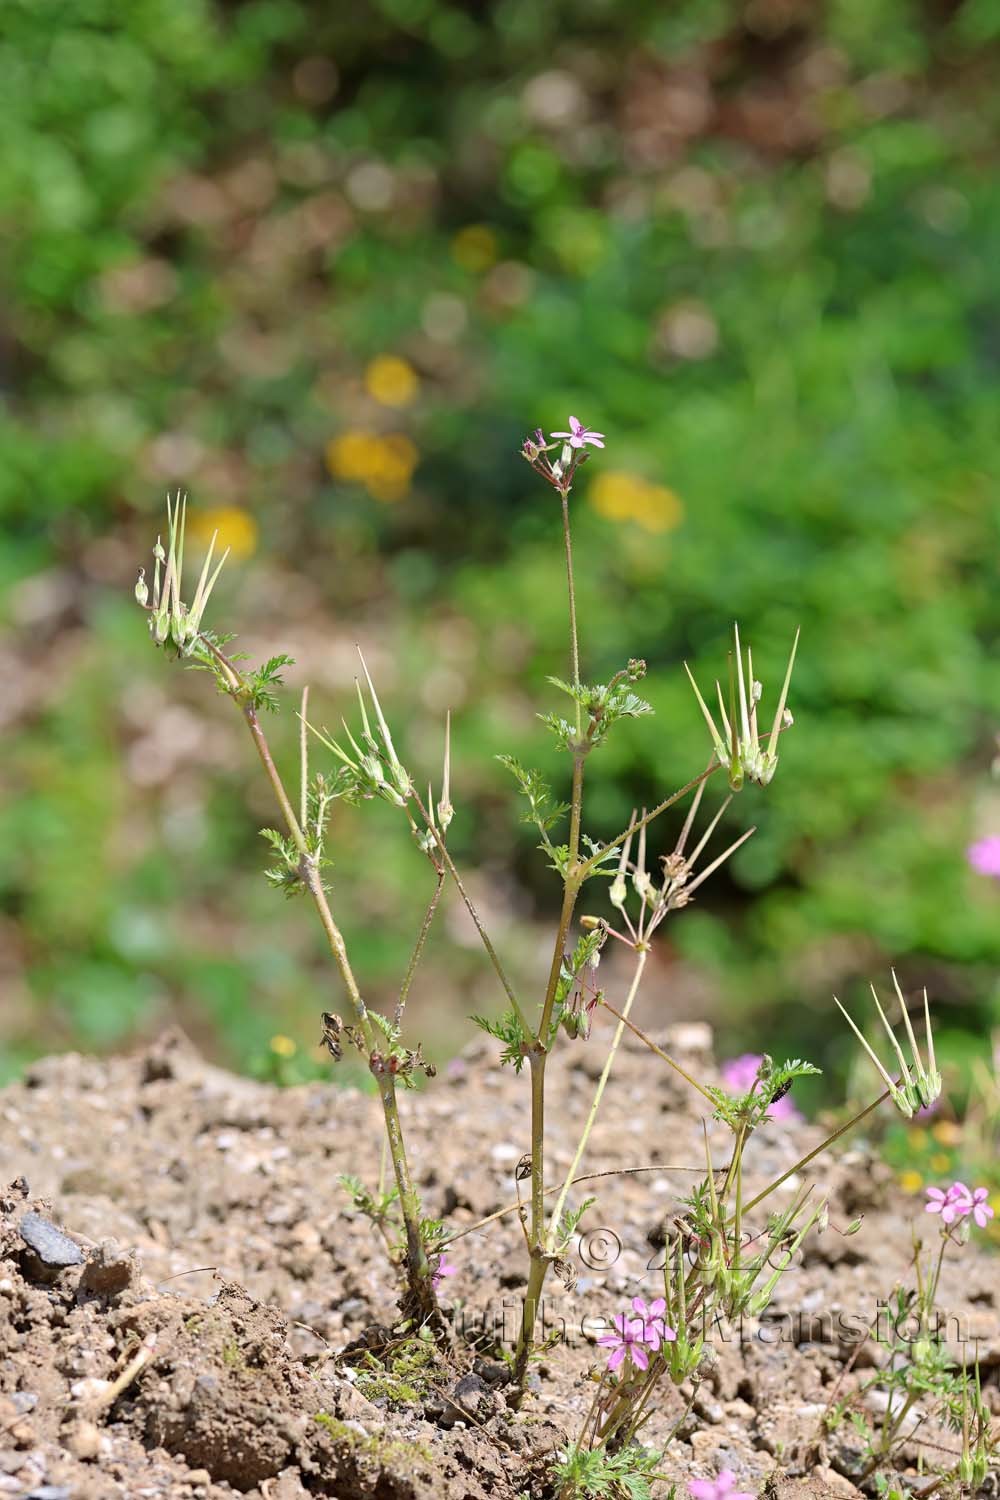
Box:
[346, 1335, 440, 1408]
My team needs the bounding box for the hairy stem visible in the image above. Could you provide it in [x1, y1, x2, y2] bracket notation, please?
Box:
[514, 496, 589, 1381]
[236, 693, 432, 1309]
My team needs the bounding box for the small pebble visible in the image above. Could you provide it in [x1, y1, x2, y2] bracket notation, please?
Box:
[19, 1214, 84, 1268]
[65, 1420, 101, 1460]
[69, 1378, 111, 1403]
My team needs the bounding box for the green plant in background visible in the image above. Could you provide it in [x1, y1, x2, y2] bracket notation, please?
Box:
[3, 0, 1000, 1094]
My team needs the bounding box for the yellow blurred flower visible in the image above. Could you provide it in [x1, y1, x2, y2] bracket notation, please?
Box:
[269, 1034, 297, 1058]
[589, 471, 684, 534]
[929, 1152, 952, 1173]
[451, 224, 498, 273]
[365, 354, 419, 408]
[909, 1127, 929, 1150]
[326, 429, 419, 503]
[898, 1169, 924, 1193]
[188, 505, 258, 560]
[931, 1120, 962, 1147]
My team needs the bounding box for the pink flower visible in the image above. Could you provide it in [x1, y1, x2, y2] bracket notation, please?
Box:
[924, 1180, 995, 1230]
[925, 1183, 969, 1225]
[551, 416, 605, 450]
[431, 1254, 457, 1290]
[689, 1470, 754, 1500]
[597, 1313, 652, 1373]
[968, 835, 1000, 879]
[630, 1296, 676, 1352]
[720, 1053, 802, 1123]
[967, 1187, 995, 1229]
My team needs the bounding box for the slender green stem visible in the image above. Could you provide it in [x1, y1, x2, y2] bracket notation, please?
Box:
[595, 996, 719, 1107]
[732, 1122, 746, 1276]
[514, 499, 589, 1383]
[514, 1250, 549, 1387]
[243, 703, 309, 855]
[546, 948, 648, 1251]
[561, 490, 581, 737]
[409, 787, 529, 1034]
[299, 685, 309, 831]
[395, 869, 445, 1030]
[577, 763, 721, 878]
[926, 1233, 950, 1320]
[527, 1046, 548, 1245]
[537, 758, 586, 1045]
[231, 688, 432, 1308]
[440, 1161, 703, 1246]
[739, 1087, 892, 1218]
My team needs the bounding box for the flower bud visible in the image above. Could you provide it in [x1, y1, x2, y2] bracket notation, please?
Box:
[134, 569, 149, 606]
[436, 797, 454, 832]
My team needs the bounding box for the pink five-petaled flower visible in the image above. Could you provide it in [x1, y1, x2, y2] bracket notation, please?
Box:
[551, 415, 605, 450]
[630, 1296, 676, 1352]
[598, 1313, 653, 1373]
[431, 1254, 457, 1291]
[968, 835, 1000, 879]
[688, 1470, 755, 1500]
[967, 1187, 995, 1229]
[926, 1182, 995, 1230]
[925, 1183, 969, 1225]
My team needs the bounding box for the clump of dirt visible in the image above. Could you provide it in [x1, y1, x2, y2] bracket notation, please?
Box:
[0, 1024, 996, 1497]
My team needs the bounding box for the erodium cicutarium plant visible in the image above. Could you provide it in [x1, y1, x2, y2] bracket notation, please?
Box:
[136, 420, 977, 1498]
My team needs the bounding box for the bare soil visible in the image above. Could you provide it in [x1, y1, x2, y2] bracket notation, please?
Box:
[0, 1023, 996, 1499]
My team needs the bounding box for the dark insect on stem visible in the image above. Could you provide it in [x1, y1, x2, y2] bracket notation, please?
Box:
[770, 1079, 793, 1104]
[319, 1011, 343, 1060]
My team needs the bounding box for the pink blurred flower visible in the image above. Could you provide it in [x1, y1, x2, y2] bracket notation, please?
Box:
[967, 835, 1000, 879]
[925, 1181, 994, 1229]
[967, 1187, 995, 1229]
[551, 416, 605, 450]
[925, 1183, 968, 1224]
[720, 1053, 802, 1122]
[431, 1254, 457, 1290]
[689, 1470, 754, 1500]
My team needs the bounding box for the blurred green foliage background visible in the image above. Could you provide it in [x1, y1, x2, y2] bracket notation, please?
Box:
[1, 0, 998, 1101]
